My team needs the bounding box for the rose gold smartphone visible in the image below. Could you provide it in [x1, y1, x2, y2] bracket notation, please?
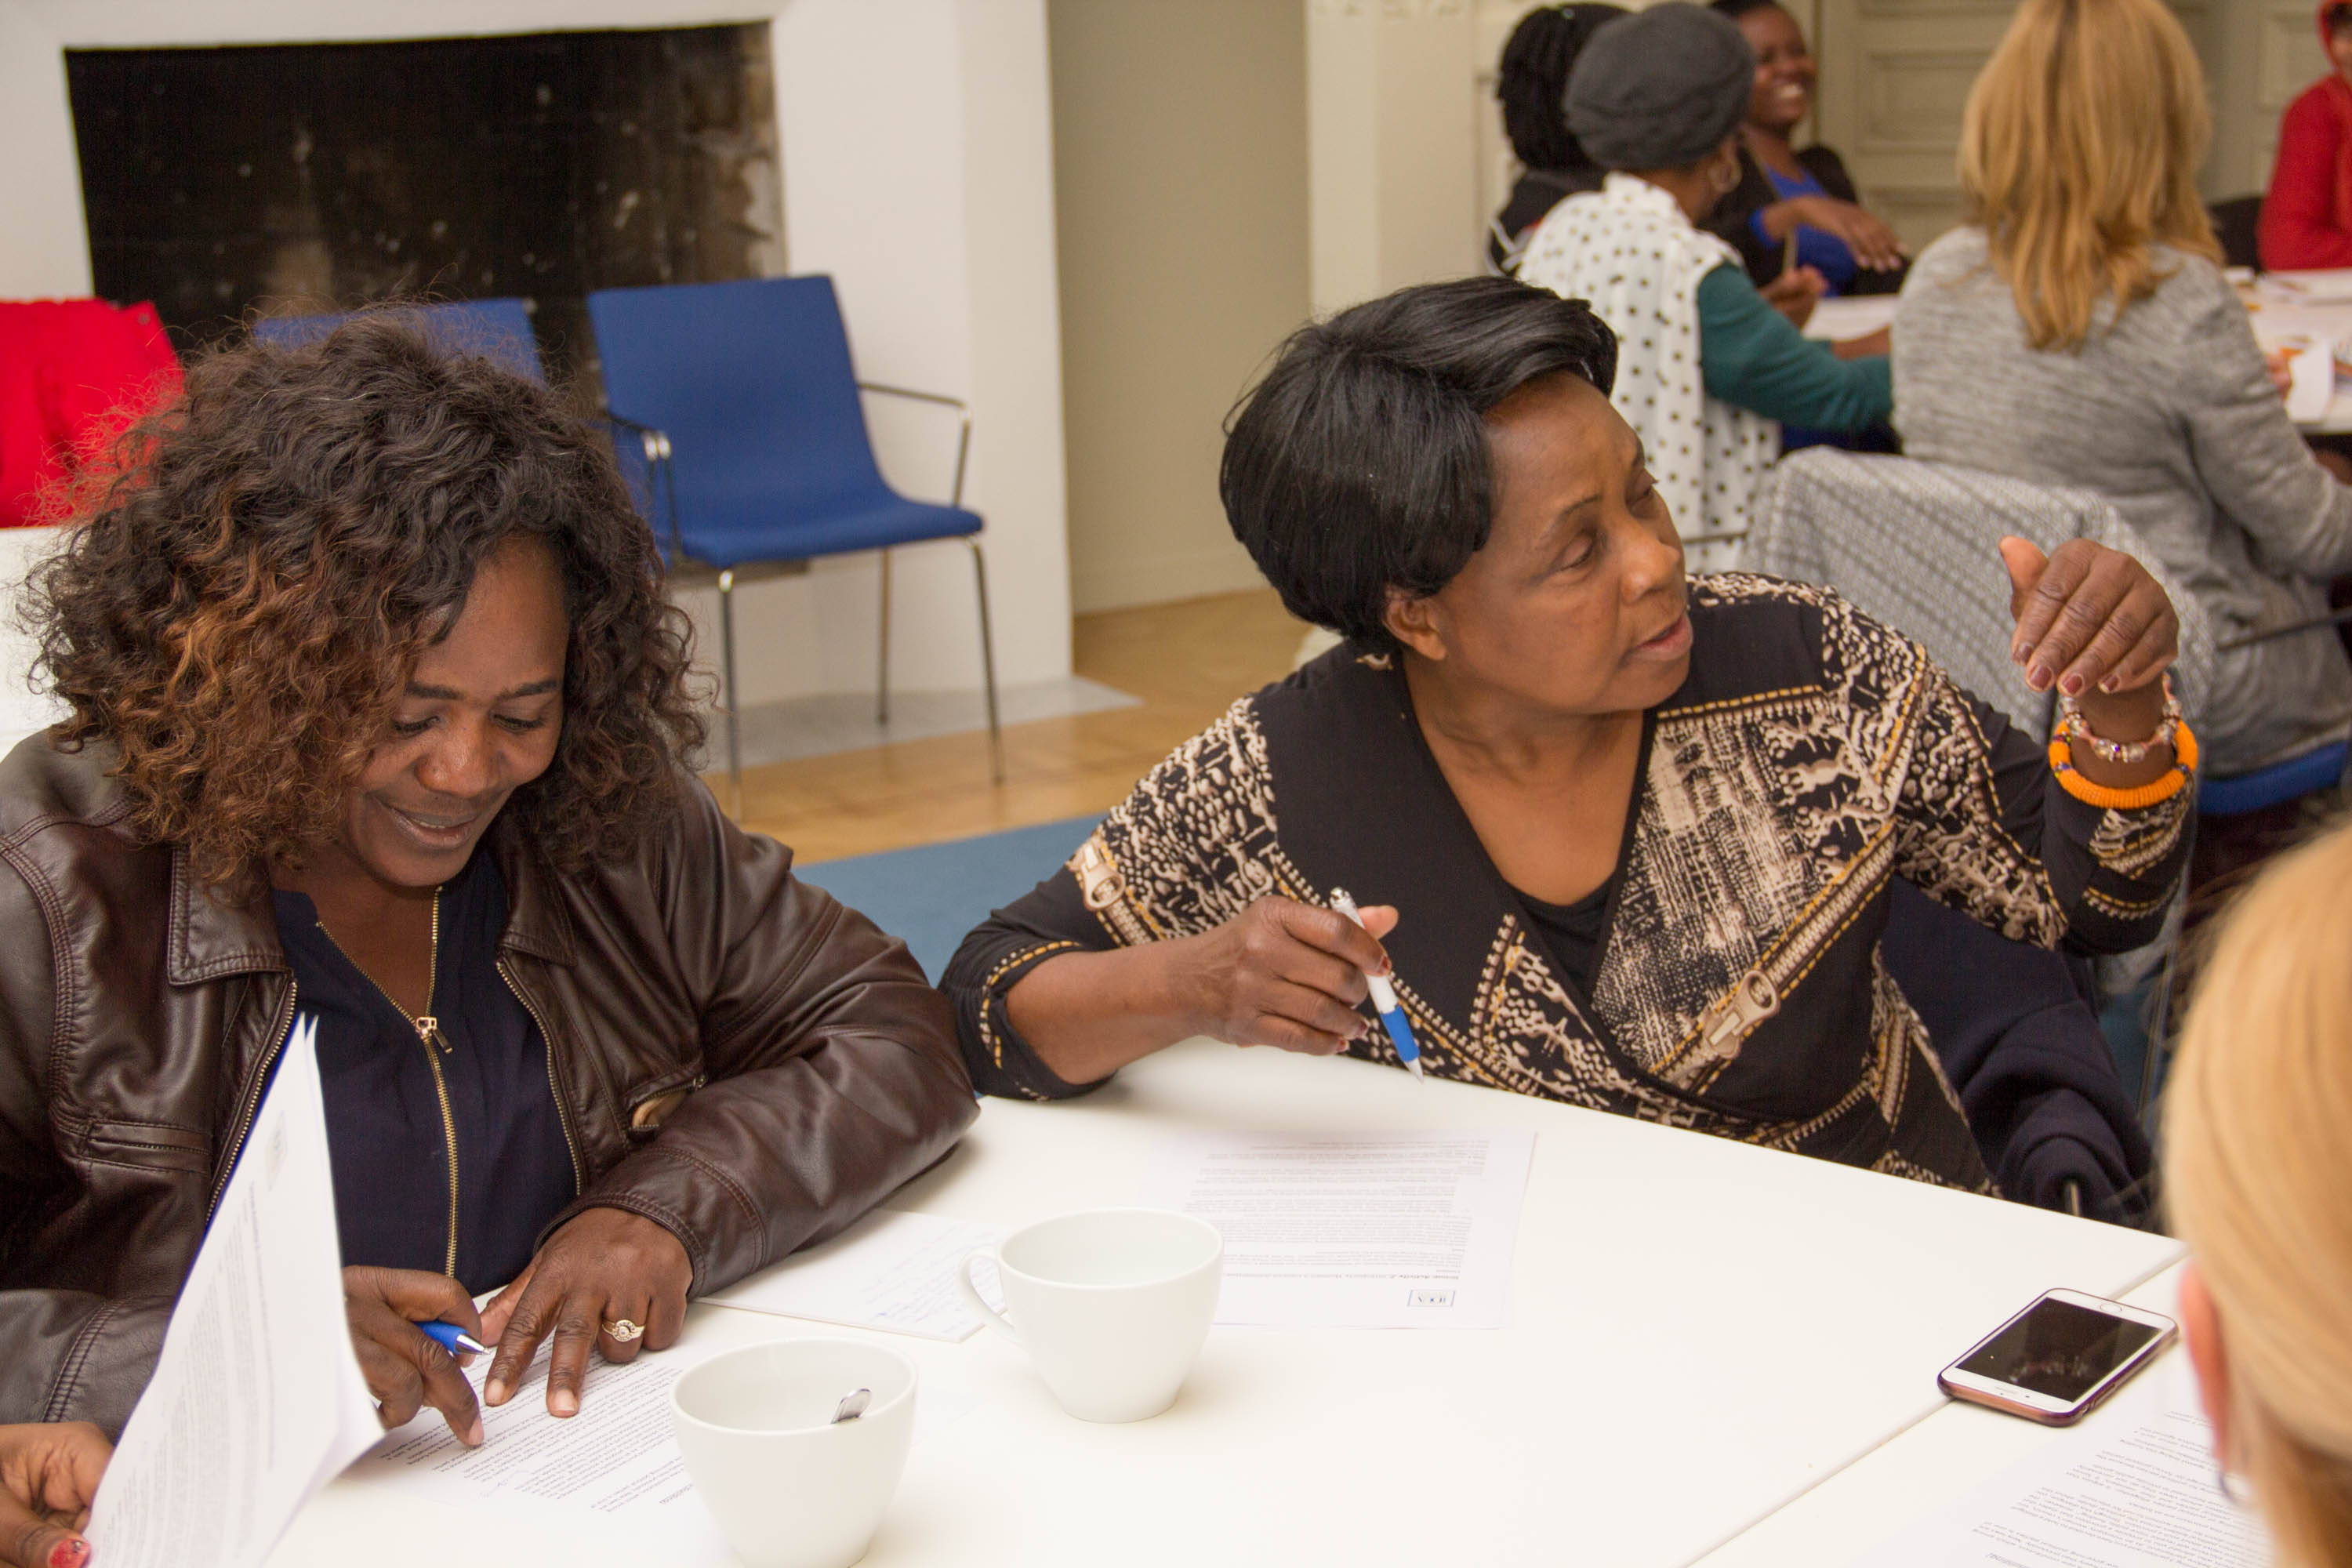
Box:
[1937, 1287, 2177, 1425]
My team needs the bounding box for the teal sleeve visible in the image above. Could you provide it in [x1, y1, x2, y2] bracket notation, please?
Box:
[1694, 264, 1892, 432]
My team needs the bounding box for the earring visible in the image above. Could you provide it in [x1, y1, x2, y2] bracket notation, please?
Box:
[2218, 1467, 2256, 1507]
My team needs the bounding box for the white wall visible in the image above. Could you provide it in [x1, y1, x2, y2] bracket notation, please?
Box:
[0, 0, 1070, 706]
[1048, 0, 1308, 613]
[1308, 0, 1483, 315]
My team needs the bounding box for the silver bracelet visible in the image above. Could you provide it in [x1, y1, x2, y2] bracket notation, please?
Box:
[2058, 674, 2181, 767]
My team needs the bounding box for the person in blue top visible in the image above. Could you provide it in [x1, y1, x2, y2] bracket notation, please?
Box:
[1518, 3, 1894, 552]
[1703, 0, 1908, 298]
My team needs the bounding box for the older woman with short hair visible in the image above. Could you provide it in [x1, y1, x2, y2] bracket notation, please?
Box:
[0, 320, 976, 1439]
[945, 278, 2192, 1210]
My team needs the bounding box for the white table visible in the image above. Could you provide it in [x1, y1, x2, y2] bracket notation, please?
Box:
[2234, 271, 2352, 432]
[1695, 1260, 2191, 1567]
[270, 1040, 2180, 1567]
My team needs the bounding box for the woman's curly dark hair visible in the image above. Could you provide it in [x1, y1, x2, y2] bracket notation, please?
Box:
[26, 315, 706, 894]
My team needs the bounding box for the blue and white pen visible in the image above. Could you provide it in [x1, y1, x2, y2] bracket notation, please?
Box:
[419, 1320, 493, 1357]
[1330, 887, 1422, 1080]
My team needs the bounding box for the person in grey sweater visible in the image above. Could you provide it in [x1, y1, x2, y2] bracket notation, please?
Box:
[1894, 0, 2352, 775]
[1898, 239, 2352, 775]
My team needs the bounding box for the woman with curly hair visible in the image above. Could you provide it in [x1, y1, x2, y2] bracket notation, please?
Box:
[0, 318, 976, 1443]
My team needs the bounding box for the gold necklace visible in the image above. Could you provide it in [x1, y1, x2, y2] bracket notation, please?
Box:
[318, 888, 448, 1054]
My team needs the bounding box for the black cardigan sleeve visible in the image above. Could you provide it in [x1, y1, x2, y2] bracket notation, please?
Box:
[1702, 143, 1790, 285]
[939, 866, 1109, 1102]
[943, 695, 1291, 1102]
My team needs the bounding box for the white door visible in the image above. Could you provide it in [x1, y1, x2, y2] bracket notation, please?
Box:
[1811, 0, 2019, 254]
[2186, 0, 2325, 204]
[1813, 0, 2249, 253]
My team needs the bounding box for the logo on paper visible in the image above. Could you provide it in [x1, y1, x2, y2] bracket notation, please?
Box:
[1407, 1288, 1456, 1308]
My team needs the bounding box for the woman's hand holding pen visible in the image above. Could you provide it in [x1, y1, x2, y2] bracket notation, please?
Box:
[1003, 895, 1402, 1087]
[477, 1208, 691, 1421]
[344, 1267, 488, 1446]
[1174, 897, 1399, 1055]
[0, 1421, 109, 1568]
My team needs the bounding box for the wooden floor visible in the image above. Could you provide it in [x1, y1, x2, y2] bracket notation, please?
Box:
[723, 588, 1309, 863]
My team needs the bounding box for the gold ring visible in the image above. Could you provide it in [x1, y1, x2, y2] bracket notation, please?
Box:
[604, 1317, 644, 1342]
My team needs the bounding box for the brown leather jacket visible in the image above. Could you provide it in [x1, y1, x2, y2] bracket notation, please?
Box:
[0, 736, 977, 1432]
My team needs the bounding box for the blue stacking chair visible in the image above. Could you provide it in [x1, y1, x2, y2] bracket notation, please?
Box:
[252, 299, 543, 381]
[586, 275, 1000, 812]
[2196, 741, 2351, 816]
[2201, 612, 2352, 815]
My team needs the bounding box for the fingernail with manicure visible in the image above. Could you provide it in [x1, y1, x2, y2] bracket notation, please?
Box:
[49, 1538, 89, 1568]
[2028, 664, 2053, 691]
[2060, 673, 2085, 695]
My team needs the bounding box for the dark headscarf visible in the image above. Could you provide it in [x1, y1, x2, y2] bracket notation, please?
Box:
[1563, 3, 1755, 172]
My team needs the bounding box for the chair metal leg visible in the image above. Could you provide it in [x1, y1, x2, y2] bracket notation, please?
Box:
[966, 537, 1004, 785]
[877, 548, 892, 727]
[718, 568, 742, 820]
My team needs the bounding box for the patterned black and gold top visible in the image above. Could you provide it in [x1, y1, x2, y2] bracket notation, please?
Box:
[942, 575, 2190, 1194]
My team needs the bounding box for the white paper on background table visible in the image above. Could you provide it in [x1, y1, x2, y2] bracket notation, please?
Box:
[1799, 296, 1897, 342]
[85, 1018, 384, 1568]
[706, 1207, 1004, 1341]
[2252, 328, 2340, 423]
[2259, 269, 2352, 307]
[1134, 1129, 1535, 1329]
[1842, 1359, 2270, 1568]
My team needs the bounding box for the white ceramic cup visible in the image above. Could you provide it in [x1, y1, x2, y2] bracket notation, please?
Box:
[670, 1338, 917, 1568]
[956, 1207, 1221, 1423]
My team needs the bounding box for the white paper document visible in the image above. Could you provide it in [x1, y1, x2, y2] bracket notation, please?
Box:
[1135, 1129, 1535, 1329]
[344, 1342, 728, 1549]
[85, 1018, 384, 1568]
[1801, 296, 1899, 342]
[1845, 1360, 2271, 1568]
[706, 1207, 1004, 1341]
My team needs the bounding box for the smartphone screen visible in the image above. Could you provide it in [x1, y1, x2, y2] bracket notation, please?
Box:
[1954, 1295, 2165, 1402]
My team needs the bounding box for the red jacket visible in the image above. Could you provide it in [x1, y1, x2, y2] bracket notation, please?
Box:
[0, 299, 181, 528]
[2261, 5, 2352, 270]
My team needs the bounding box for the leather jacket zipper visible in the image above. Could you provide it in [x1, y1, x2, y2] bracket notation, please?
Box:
[419, 1038, 461, 1276]
[499, 958, 584, 1197]
[207, 978, 299, 1223]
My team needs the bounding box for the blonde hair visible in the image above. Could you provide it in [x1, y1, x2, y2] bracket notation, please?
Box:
[2167, 822, 2352, 1567]
[1957, 0, 2220, 351]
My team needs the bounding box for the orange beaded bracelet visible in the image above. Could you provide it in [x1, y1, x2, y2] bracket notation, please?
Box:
[2046, 716, 2199, 811]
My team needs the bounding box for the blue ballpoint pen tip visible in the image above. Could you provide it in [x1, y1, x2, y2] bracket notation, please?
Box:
[1378, 1010, 1421, 1076]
